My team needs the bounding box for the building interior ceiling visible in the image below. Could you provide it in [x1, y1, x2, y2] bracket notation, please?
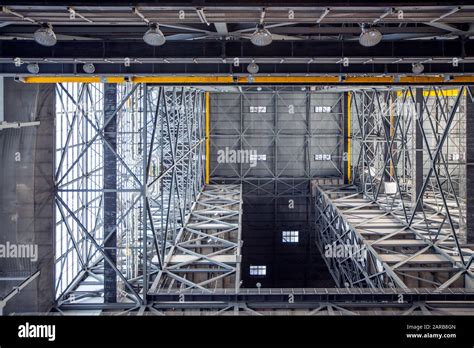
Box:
[0, 3, 473, 75]
[1, 0, 474, 319]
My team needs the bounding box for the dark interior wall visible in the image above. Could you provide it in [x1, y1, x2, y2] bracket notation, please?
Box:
[0, 78, 55, 313]
[240, 180, 334, 288]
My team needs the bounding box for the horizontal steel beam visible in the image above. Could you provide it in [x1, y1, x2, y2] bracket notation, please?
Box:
[146, 288, 474, 303]
[4, 63, 474, 76]
[0, 25, 448, 37]
[56, 287, 474, 311]
[1, 1, 472, 6]
[1, 40, 471, 60]
[17, 76, 474, 85]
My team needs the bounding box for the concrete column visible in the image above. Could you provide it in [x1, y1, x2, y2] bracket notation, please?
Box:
[103, 83, 117, 303]
[0, 78, 54, 313]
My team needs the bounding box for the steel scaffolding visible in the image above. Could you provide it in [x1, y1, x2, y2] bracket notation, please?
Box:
[51, 82, 474, 314]
[54, 83, 213, 308]
[149, 184, 242, 294]
[315, 86, 474, 290]
[60, 287, 474, 315]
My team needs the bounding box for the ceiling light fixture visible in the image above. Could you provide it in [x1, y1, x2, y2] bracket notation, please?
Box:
[34, 23, 57, 47]
[143, 23, 166, 46]
[412, 63, 424, 74]
[250, 24, 273, 47]
[444, 75, 453, 82]
[83, 63, 95, 74]
[26, 63, 39, 74]
[247, 61, 259, 74]
[359, 26, 382, 47]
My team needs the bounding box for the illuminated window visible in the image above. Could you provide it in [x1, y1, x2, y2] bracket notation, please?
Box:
[250, 106, 267, 113]
[282, 230, 299, 243]
[314, 154, 332, 161]
[314, 106, 331, 113]
[250, 265, 267, 276]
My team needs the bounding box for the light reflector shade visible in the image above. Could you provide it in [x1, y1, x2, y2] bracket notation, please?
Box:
[143, 24, 166, 46]
[83, 63, 95, 74]
[247, 62, 259, 74]
[250, 25, 273, 46]
[34, 24, 57, 47]
[359, 27, 382, 47]
[412, 63, 425, 74]
[26, 63, 39, 74]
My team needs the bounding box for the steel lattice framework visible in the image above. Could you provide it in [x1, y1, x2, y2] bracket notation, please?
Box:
[51, 82, 474, 314]
[149, 184, 242, 294]
[315, 86, 474, 290]
[53, 83, 241, 309]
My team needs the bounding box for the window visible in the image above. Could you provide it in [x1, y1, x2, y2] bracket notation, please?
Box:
[314, 106, 331, 113]
[314, 154, 332, 161]
[249, 154, 267, 162]
[250, 265, 267, 276]
[282, 230, 299, 243]
[250, 106, 267, 113]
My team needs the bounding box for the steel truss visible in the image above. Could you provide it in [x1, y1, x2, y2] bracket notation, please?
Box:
[54, 82, 211, 308]
[351, 87, 465, 229]
[148, 184, 242, 294]
[59, 287, 474, 316]
[315, 86, 474, 290]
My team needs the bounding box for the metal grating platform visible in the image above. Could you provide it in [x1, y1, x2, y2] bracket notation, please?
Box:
[315, 184, 474, 290]
[148, 184, 243, 294]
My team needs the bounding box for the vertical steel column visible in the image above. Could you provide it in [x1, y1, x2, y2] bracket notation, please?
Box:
[466, 87, 474, 243]
[305, 90, 311, 178]
[415, 88, 424, 211]
[205, 92, 210, 185]
[103, 83, 117, 303]
[142, 84, 148, 303]
[389, 91, 396, 179]
[343, 92, 351, 184]
[382, 91, 391, 182]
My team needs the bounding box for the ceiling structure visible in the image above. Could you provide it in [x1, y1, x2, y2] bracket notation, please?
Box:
[0, 2, 473, 76]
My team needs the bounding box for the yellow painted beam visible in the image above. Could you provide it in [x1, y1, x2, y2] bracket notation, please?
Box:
[399, 76, 443, 83]
[422, 89, 465, 97]
[134, 76, 235, 84]
[23, 76, 125, 83]
[22, 75, 474, 85]
[205, 92, 210, 185]
[249, 76, 341, 84]
[345, 76, 393, 83]
[396, 88, 466, 97]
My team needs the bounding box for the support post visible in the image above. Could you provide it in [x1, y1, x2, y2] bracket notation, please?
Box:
[142, 84, 148, 304]
[466, 87, 474, 243]
[205, 92, 210, 185]
[103, 83, 117, 303]
[414, 88, 424, 211]
[343, 92, 351, 184]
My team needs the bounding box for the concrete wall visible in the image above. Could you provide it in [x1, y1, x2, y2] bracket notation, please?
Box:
[0, 78, 55, 314]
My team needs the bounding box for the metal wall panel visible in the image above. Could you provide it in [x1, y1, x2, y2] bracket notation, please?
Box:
[210, 88, 341, 287]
